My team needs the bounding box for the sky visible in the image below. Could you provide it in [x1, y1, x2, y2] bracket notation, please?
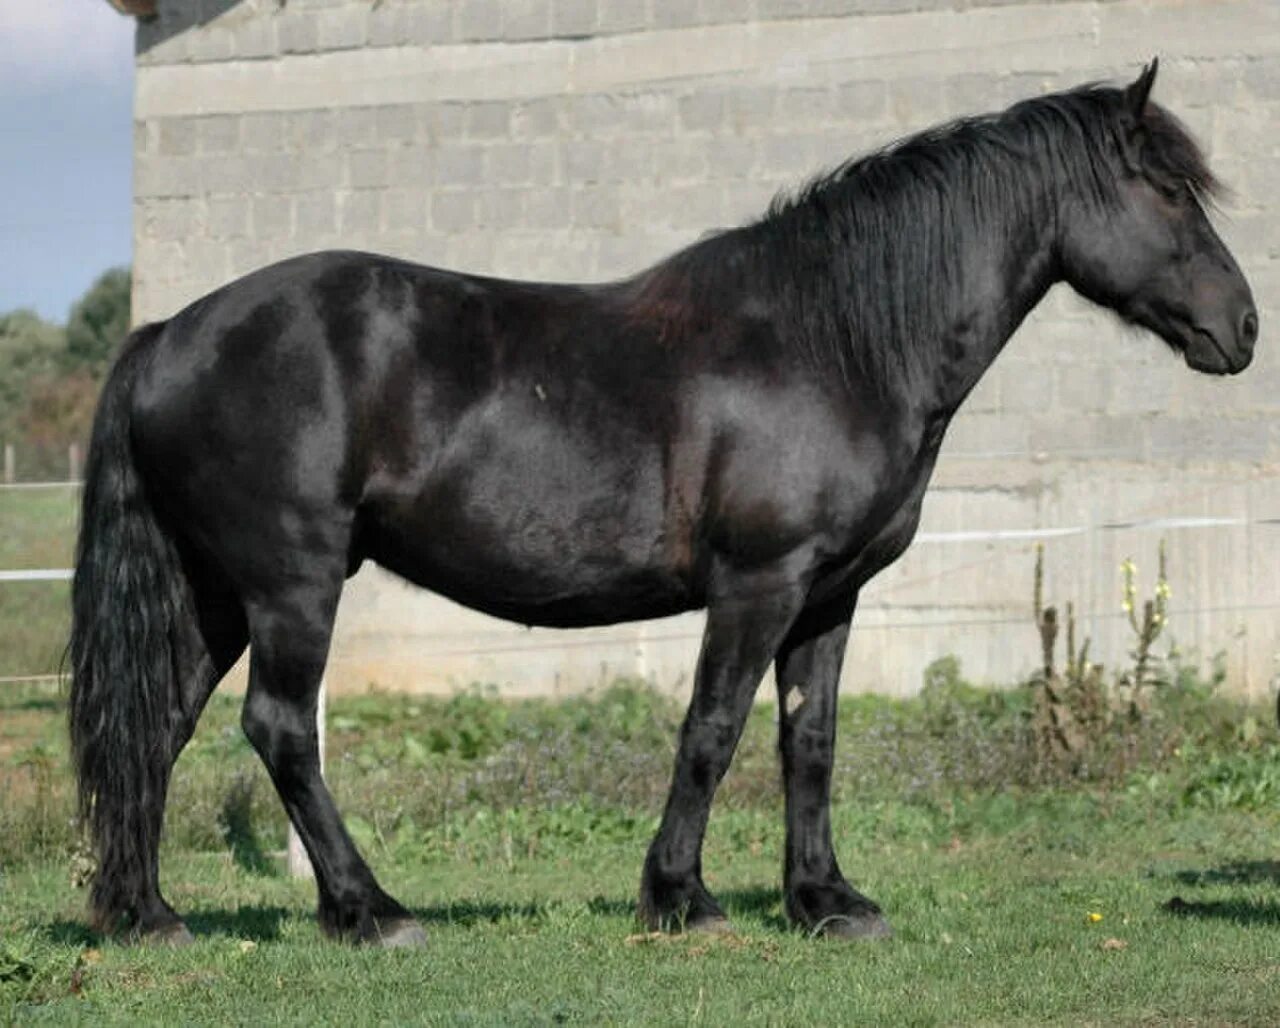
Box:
[0, 1, 136, 323]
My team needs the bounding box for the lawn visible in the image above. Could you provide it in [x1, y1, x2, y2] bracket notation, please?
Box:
[3, 678, 1279, 1025]
[0, 487, 77, 678]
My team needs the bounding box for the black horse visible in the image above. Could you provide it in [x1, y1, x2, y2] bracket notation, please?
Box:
[70, 62, 1256, 946]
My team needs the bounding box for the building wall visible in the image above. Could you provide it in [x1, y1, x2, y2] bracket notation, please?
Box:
[130, 0, 1280, 697]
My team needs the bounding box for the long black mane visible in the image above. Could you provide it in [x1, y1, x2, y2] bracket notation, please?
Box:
[641, 81, 1220, 395]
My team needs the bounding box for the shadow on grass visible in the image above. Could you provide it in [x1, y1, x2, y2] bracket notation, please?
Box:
[1171, 860, 1280, 887]
[32, 888, 789, 946]
[185, 906, 292, 940]
[408, 885, 787, 931]
[33, 907, 294, 947]
[1163, 896, 1280, 926]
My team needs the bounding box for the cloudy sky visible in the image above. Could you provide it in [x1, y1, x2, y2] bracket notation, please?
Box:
[0, 1, 136, 321]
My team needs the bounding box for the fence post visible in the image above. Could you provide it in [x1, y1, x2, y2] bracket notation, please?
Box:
[3, 443, 13, 484]
[68, 443, 82, 482]
[286, 677, 327, 878]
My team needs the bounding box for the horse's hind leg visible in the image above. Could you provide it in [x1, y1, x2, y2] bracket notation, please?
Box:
[133, 563, 248, 944]
[639, 568, 807, 932]
[240, 573, 424, 947]
[774, 591, 890, 939]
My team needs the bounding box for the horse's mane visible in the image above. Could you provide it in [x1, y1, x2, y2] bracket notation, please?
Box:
[637, 79, 1219, 395]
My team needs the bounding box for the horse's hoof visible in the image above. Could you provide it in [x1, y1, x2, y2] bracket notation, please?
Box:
[141, 921, 196, 947]
[376, 919, 428, 948]
[811, 911, 893, 940]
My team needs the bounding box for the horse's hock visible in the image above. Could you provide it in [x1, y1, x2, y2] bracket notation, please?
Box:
[122, 0, 1279, 697]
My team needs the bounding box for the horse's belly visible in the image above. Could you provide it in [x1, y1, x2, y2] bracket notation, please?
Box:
[359, 432, 697, 628]
[366, 522, 695, 628]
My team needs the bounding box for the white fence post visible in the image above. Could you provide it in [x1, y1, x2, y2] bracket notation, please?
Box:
[287, 678, 327, 878]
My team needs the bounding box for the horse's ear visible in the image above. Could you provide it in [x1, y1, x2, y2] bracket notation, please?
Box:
[1124, 58, 1159, 120]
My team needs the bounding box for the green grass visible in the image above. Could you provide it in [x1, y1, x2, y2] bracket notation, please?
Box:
[0, 487, 76, 677]
[3, 682, 1280, 1024]
[4, 796, 1279, 1024]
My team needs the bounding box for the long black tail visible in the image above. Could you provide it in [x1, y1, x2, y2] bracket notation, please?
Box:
[69, 320, 192, 933]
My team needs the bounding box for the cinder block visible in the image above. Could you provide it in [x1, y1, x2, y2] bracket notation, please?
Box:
[563, 140, 606, 183]
[241, 112, 286, 153]
[388, 147, 436, 187]
[206, 196, 250, 239]
[756, 0, 816, 17]
[382, 189, 427, 232]
[526, 143, 559, 186]
[433, 146, 488, 187]
[367, 5, 410, 47]
[457, 0, 504, 41]
[295, 191, 338, 238]
[597, 0, 646, 33]
[571, 186, 622, 231]
[777, 87, 836, 127]
[467, 101, 512, 140]
[567, 94, 620, 137]
[136, 155, 202, 199]
[475, 189, 526, 228]
[944, 73, 1004, 117]
[375, 105, 420, 146]
[835, 79, 889, 124]
[698, 0, 753, 25]
[333, 108, 378, 148]
[523, 187, 573, 230]
[1054, 365, 1115, 415]
[252, 194, 294, 241]
[431, 191, 477, 233]
[488, 143, 535, 185]
[646, 140, 707, 184]
[651, 0, 703, 29]
[502, 0, 551, 40]
[422, 104, 468, 144]
[186, 25, 235, 63]
[235, 13, 278, 60]
[157, 119, 197, 157]
[339, 190, 382, 234]
[552, 0, 598, 36]
[888, 76, 944, 125]
[197, 115, 242, 155]
[404, 3, 454, 45]
[291, 110, 335, 152]
[678, 92, 725, 134]
[317, 7, 367, 50]
[511, 99, 563, 140]
[141, 198, 204, 242]
[725, 87, 778, 132]
[348, 149, 390, 189]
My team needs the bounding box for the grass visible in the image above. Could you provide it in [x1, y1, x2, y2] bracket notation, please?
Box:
[4, 678, 1280, 1024]
[0, 487, 76, 678]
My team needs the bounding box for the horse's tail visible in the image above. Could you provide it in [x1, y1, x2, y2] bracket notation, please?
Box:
[69, 320, 190, 932]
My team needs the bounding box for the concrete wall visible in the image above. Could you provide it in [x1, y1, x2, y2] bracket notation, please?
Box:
[129, 0, 1280, 697]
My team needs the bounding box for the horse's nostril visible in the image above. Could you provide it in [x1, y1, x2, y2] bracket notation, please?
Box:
[1241, 309, 1259, 347]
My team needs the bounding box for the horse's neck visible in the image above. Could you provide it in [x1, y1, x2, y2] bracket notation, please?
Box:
[915, 211, 1060, 420]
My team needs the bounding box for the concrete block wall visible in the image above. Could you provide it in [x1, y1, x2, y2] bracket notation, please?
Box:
[129, 0, 1280, 697]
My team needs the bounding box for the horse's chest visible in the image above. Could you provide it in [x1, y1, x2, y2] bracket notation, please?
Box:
[816, 421, 945, 597]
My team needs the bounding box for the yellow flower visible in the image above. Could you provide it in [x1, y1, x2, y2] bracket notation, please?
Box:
[1087, 912, 1103, 923]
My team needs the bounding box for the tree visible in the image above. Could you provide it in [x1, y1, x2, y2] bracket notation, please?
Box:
[65, 266, 131, 371]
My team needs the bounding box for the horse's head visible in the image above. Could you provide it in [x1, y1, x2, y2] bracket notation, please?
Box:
[1059, 60, 1258, 374]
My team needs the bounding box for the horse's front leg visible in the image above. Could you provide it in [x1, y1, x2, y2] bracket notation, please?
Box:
[774, 590, 891, 939]
[639, 565, 808, 933]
